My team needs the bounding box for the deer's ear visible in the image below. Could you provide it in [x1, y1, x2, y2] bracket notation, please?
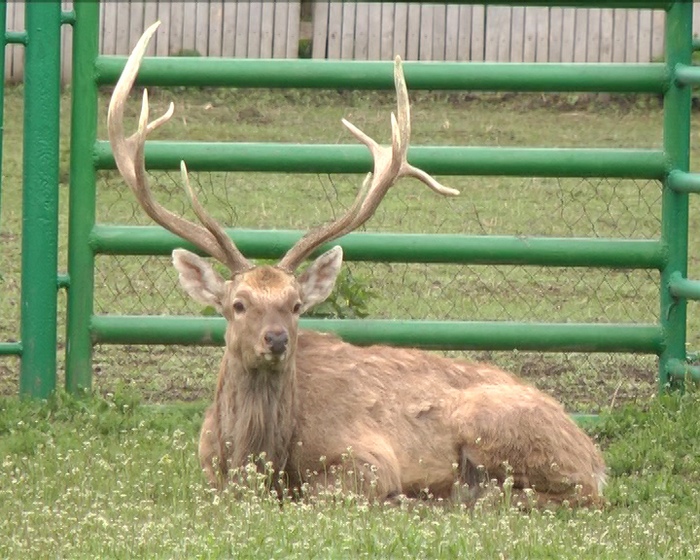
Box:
[297, 246, 343, 313]
[172, 249, 226, 312]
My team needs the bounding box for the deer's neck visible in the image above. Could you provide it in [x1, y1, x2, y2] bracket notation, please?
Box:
[216, 352, 298, 472]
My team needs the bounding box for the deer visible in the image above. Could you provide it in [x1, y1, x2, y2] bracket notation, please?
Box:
[108, 22, 606, 508]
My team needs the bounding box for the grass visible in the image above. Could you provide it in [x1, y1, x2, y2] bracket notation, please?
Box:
[0, 388, 699, 558]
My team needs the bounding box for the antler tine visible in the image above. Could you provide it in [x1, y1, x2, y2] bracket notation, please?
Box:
[107, 20, 252, 274]
[279, 57, 459, 272]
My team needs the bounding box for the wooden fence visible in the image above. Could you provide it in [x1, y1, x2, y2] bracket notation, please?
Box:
[4, 2, 700, 83]
[313, 3, 671, 62]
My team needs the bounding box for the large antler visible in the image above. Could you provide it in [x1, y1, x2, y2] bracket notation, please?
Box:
[107, 21, 252, 274]
[277, 57, 459, 271]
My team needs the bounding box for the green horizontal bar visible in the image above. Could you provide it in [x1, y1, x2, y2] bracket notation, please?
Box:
[674, 64, 700, 86]
[0, 342, 22, 356]
[95, 57, 667, 93]
[666, 359, 700, 382]
[94, 141, 667, 179]
[91, 315, 664, 354]
[5, 31, 27, 45]
[57, 274, 70, 290]
[91, 226, 666, 270]
[61, 10, 76, 26]
[668, 272, 700, 301]
[667, 170, 700, 193]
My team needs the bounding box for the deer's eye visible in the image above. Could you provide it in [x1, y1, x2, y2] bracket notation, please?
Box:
[292, 302, 302, 314]
[232, 301, 246, 314]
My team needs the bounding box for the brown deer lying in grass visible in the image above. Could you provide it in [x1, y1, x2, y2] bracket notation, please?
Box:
[108, 22, 606, 507]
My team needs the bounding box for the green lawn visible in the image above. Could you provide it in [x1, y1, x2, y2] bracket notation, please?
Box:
[0, 388, 698, 558]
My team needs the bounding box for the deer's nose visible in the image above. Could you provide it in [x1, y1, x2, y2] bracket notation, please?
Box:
[264, 329, 289, 355]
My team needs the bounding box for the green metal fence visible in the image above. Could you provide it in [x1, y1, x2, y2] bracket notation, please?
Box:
[0, 1, 64, 398]
[3, 0, 700, 399]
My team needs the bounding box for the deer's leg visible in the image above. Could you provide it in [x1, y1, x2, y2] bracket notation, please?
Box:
[452, 385, 606, 507]
[198, 406, 226, 488]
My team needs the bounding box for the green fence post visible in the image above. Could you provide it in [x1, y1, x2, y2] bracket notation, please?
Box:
[659, 1, 692, 391]
[65, 0, 99, 394]
[18, 1, 61, 398]
[0, 0, 6, 227]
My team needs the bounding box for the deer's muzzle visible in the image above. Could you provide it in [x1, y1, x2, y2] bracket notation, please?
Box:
[264, 328, 289, 356]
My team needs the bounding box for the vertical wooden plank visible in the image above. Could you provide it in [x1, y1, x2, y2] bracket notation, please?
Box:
[101, 1, 118, 55]
[625, 9, 640, 62]
[599, 8, 614, 62]
[560, 8, 575, 62]
[523, 7, 538, 62]
[534, 7, 549, 62]
[207, 0, 224, 58]
[406, 3, 421, 61]
[694, 4, 700, 40]
[637, 8, 652, 63]
[353, 2, 369, 60]
[380, 3, 395, 60]
[193, 0, 209, 57]
[220, 1, 237, 57]
[154, 1, 172, 56]
[650, 10, 665, 61]
[168, 2, 185, 56]
[143, 2, 159, 55]
[572, 8, 587, 62]
[431, 3, 446, 62]
[259, 1, 274, 58]
[455, 5, 472, 62]
[128, 1, 145, 53]
[548, 7, 563, 62]
[10, 0, 25, 81]
[340, 1, 355, 60]
[247, 1, 262, 58]
[235, 1, 250, 57]
[612, 9, 627, 62]
[393, 2, 408, 60]
[586, 8, 601, 62]
[61, 0, 73, 84]
[326, 1, 342, 59]
[312, 1, 328, 59]
[4, 1, 13, 80]
[367, 3, 381, 60]
[285, 0, 300, 58]
[510, 6, 525, 63]
[444, 5, 460, 62]
[311, 0, 330, 58]
[418, 4, 433, 61]
[484, 6, 510, 62]
[274, 1, 289, 59]
[181, 2, 197, 53]
[470, 4, 485, 62]
[115, 3, 131, 55]
[98, 0, 106, 54]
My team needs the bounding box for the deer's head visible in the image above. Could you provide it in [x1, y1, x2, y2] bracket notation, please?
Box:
[107, 21, 458, 374]
[171, 247, 342, 372]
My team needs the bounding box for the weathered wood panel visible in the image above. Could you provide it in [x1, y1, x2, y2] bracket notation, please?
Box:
[311, 2, 668, 65]
[4, 0, 302, 82]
